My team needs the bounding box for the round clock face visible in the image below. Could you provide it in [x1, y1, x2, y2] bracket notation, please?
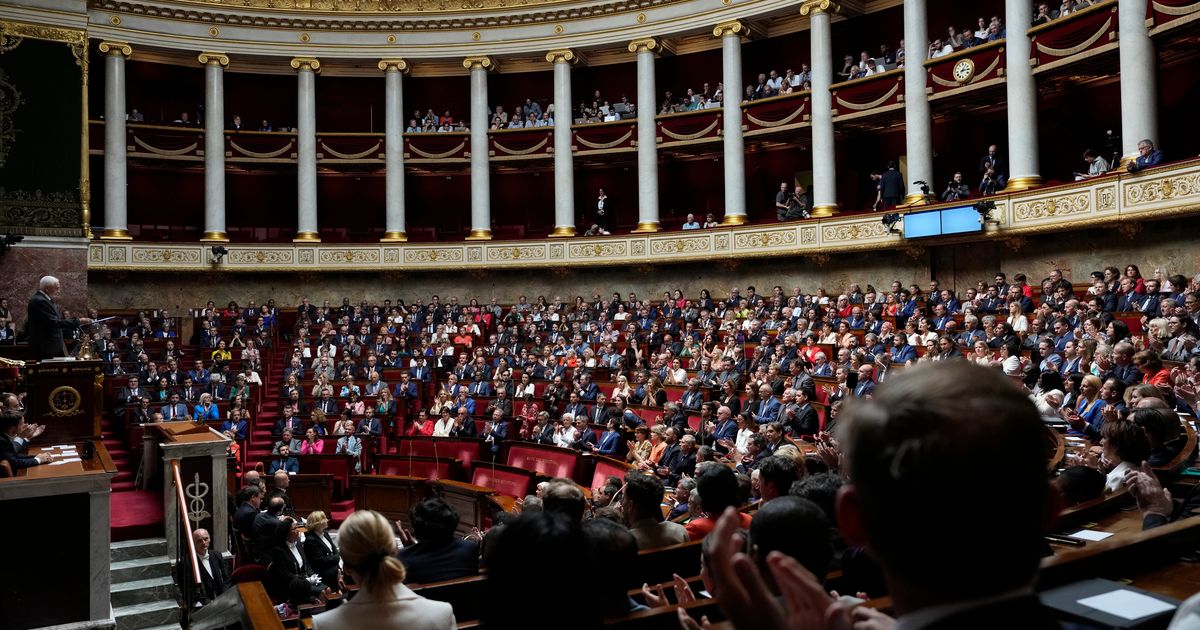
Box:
[953, 59, 975, 83]
[49, 386, 82, 416]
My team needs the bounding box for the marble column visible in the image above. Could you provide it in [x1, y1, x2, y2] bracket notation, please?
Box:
[98, 41, 132, 240]
[291, 57, 320, 242]
[464, 56, 496, 240]
[379, 59, 409, 242]
[629, 38, 661, 232]
[801, 1, 839, 216]
[198, 52, 229, 242]
[714, 21, 748, 225]
[1004, 0, 1041, 191]
[1118, 0, 1158, 163]
[902, 0, 934, 204]
[547, 49, 580, 237]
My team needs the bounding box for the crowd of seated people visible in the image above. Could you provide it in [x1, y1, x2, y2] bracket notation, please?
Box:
[405, 108, 470, 133]
[65, 260, 1187, 626]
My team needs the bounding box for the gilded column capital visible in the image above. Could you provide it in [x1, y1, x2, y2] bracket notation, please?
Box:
[463, 56, 497, 71]
[799, 0, 841, 16]
[545, 49, 583, 65]
[712, 20, 747, 38]
[97, 41, 132, 58]
[197, 51, 229, 67]
[378, 58, 409, 73]
[628, 38, 661, 54]
[290, 56, 321, 72]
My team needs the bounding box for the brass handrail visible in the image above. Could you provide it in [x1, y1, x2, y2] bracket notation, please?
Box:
[172, 459, 203, 585]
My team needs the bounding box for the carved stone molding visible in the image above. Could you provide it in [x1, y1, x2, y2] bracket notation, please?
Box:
[197, 51, 229, 67]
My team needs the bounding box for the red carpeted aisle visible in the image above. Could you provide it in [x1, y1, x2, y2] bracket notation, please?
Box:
[111, 489, 165, 542]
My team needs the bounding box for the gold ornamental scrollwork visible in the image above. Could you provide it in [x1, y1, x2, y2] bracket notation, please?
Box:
[628, 38, 661, 54]
[378, 58, 409, 73]
[463, 56, 497, 71]
[545, 49, 583, 65]
[290, 57, 321, 72]
[713, 20, 747, 38]
[48, 386, 82, 416]
[197, 51, 229, 67]
[799, 0, 841, 16]
[98, 41, 132, 58]
[1123, 172, 1200, 207]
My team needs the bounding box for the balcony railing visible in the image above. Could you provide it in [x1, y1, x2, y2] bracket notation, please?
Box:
[86, 157, 1200, 271]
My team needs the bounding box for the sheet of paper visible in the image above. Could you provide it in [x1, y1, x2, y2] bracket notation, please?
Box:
[53, 457, 82, 464]
[51, 444, 71, 449]
[1078, 589, 1175, 620]
[1070, 529, 1113, 542]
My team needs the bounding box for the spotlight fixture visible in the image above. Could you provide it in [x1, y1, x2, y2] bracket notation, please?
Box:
[881, 213, 901, 233]
[973, 200, 997, 222]
[210, 245, 229, 263]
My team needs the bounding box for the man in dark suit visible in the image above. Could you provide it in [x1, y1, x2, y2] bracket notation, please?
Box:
[659, 433, 697, 486]
[267, 445, 299, 475]
[250, 496, 287, 562]
[398, 498, 480, 584]
[782, 389, 820, 437]
[117, 376, 146, 414]
[187, 528, 231, 605]
[0, 411, 51, 470]
[232, 485, 262, 538]
[26, 276, 91, 360]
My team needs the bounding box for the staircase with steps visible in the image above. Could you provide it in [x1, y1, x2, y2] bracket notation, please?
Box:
[110, 538, 182, 630]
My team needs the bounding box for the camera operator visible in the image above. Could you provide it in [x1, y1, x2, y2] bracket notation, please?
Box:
[941, 172, 970, 202]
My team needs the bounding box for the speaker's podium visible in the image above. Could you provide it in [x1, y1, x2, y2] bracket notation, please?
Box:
[142, 422, 231, 561]
[0, 359, 118, 630]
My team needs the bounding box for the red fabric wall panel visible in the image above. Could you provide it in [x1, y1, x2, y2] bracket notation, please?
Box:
[224, 72, 298, 131]
[127, 166, 204, 236]
[315, 75, 384, 132]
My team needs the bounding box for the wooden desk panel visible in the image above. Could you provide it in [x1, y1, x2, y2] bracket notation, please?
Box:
[350, 475, 427, 527]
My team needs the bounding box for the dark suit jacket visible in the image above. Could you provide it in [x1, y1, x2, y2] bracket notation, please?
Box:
[265, 543, 319, 604]
[233, 502, 258, 536]
[397, 538, 480, 585]
[25, 290, 79, 360]
[192, 552, 232, 604]
[0, 433, 38, 469]
[303, 531, 341, 587]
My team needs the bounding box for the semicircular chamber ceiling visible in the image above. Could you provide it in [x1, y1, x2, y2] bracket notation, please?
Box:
[84, 0, 838, 63]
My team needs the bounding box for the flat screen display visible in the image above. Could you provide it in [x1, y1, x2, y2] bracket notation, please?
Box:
[902, 205, 983, 238]
[902, 210, 941, 238]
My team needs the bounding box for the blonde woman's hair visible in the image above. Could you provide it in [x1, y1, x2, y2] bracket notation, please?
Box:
[338, 510, 406, 592]
[307, 510, 329, 533]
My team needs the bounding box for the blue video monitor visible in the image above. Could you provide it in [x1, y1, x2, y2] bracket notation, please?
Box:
[940, 206, 983, 235]
[902, 209, 941, 238]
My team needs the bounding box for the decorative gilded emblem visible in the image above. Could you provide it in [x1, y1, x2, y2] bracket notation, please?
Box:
[952, 59, 975, 84]
[0, 68, 24, 169]
[48, 386, 81, 416]
[186, 472, 211, 522]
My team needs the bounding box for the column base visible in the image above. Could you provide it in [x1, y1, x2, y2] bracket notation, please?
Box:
[721, 214, 748, 226]
[380, 231, 408, 242]
[810, 204, 840, 218]
[293, 231, 321, 243]
[632, 221, 661, 233]
[549, 226, 576, 238]
[1003, 176, 1042, 192]
[100, 228, 132, 240]
[902, 192, 931, 205]
[200, 231, 229, 242]
[465, 229, 493, 241]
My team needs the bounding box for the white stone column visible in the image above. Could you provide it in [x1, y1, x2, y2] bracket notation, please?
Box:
[464, 56, 495, 240]
[1118, 0, 1159, 162]
[1004, 0, 1041, 191]
[379, 59, 409, 242]
[801, 1, 840, 216]
[902, 0, 934, 203]
[630, 38, 661, 232]
[547, 49, 580, 237]
[714, 22, 748, 225]
[291, 57, 321, 241]
[99, 41, 132, 240]
[198, 52, 229, 242]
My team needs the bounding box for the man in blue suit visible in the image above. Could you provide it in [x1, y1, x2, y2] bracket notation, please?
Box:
[160, 392, 189, 421]
[267, 444, 299, 475]
[749, 384, 780, 426]
[356, 408, 383, 436]
[889, 333, 917, 364]
[1126, 138, 1163, 173]
[483, 410, 508, 457]
[707, 405, 738, 449]
[854, 365, 877, 398]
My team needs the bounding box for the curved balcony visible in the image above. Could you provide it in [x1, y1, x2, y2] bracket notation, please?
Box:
[86, 157, 1200, 272]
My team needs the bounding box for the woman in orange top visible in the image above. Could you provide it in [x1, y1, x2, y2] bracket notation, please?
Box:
[1136, 350, 1171, 386]
[407, 410, 435, 437]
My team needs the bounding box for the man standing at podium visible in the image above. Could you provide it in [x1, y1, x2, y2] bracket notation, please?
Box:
[26, 276, 91, 361]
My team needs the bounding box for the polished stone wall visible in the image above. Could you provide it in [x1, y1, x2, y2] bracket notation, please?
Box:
[85, 218, 1194, 311]
[5, 238, 90, 329]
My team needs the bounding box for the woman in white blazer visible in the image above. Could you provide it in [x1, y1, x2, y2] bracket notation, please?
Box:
[312, 510, 455, 630]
